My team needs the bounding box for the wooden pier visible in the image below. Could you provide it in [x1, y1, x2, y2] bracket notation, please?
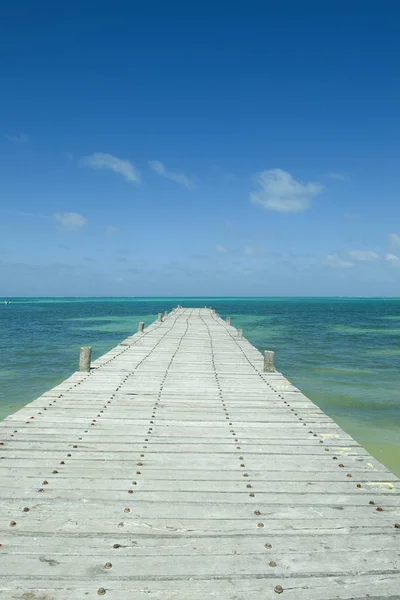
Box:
[1, 307, 399, 599]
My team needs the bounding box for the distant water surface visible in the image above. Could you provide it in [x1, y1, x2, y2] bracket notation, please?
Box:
[1, 297, 400, 476]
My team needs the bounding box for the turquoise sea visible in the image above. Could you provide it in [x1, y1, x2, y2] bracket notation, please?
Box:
[1, 297, 400, 476]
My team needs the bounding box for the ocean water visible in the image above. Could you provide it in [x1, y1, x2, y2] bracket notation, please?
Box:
[1, 297, 400, 476]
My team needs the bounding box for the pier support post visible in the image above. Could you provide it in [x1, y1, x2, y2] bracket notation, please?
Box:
[138, 322, 144, 332]
[164, 310, 168, 317]
[238, 328, 243, 337]
[157, 313, 163, 322]
[226, 317, 231, 326]
[263, 350, 275, 373]
[79, 346, 92, 372]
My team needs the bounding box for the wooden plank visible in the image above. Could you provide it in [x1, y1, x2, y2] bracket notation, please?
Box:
[0, 476, 397, 493]
[2, 532, 399, 555]
[1, 576, 400, 600]
[1, 549, 399, 578]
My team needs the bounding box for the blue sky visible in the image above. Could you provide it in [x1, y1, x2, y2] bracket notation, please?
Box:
[1, 0, 400, 296]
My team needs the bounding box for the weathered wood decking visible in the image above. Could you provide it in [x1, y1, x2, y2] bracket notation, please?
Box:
[1, 307, 399, 599]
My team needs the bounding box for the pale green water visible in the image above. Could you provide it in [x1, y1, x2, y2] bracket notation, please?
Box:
[1, 297, 400, 476]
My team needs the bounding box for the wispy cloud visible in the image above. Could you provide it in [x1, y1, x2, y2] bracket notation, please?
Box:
[213, 166, 236, 182]
[328, 172, 346, 181]
[149, 161, 196, 189]
[250, 169, 323, 213]
[106, 225, 119, 235]
[6, 132, 29, 144]
[244, 245, 269, 257]
[216, 244, 228, 254]
[348, 250, 379, 261]
[385, 253, 400, 265]
[54, 212, 88, 231]
[81, 152, 140, 183]
[325, 253, 353, 268]
[389, 233, 400, 249]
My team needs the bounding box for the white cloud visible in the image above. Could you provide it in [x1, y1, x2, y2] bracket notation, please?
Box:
[81, 153, 140, 183]
[326, 253, 353, 268]
[216, 244, 228, 254]
[328, 172, 346, 180]
[6, 132, 29, 144]
[149, 161, 196, 189]
[250, 169, 323, 213]
[348, 250, 379, 261]
[106, 226, 119, 234]
[385, 253, 400, 265]
[244, 245, 268, 257]
[54, 212, 88, 231]
[389, 233, 400, 249]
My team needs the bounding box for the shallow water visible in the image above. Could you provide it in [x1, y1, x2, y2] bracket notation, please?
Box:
[1, 297, 400, 476]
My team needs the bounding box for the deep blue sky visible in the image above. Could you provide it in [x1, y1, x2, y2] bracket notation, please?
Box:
[1, 0, 400, 296]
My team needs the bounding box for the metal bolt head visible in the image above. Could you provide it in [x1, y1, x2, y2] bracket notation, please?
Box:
[376, 506, 384, 512]
[257, 522, 264, 528]
[254, 510, 261, 516]
[104, 562, 112, 569]
[247, 484, 252, 488]
[356, 484, 362, 488]
[338, 464, 344, 468]
[9, 521, 16, 527]
[249, 493, 255, 497]
[264, 543, 272, 549]
[394, 523, 400, 528]
[269, 561, 277, 567]
[128, 490, 133, 494]
[369, 500, 375, 505]
[22, 507, 29, 512]
[274, 585, 283, 594]
[97, 588, 106, 596]
[124, 508, 131, 513]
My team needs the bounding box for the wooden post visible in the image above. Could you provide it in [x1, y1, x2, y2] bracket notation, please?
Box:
[263, 350, 275, 373]
[226, 317, 231, 326]
[157, 313, 163, 322]
[164, 310, 168, 317]
[238, 328, 243, 337]
[138, 322, 144, 332]
[79, 346, 92, 372]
